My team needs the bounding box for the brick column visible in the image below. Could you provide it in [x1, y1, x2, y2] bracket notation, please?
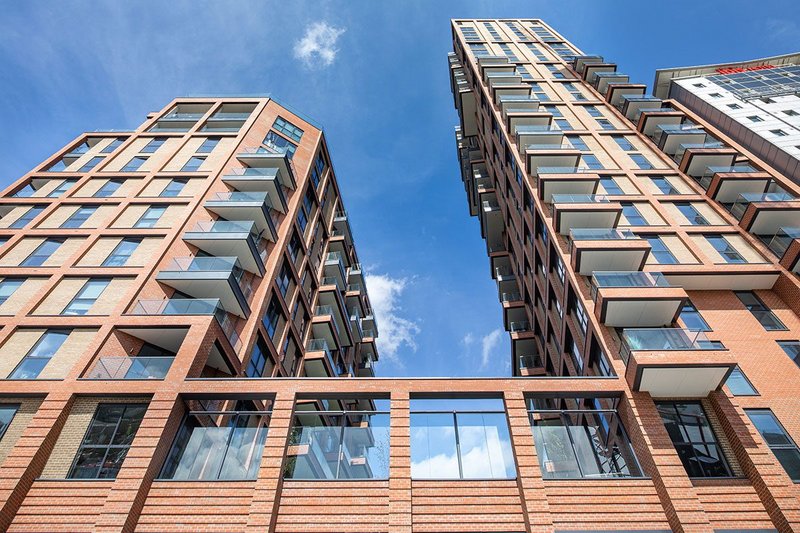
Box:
[0, 391, 73, 532]
[94, 391, 182, 533]
[245, 391, 295, 533]
[708, 392, 800, 532]
[388, 391, 411, 533]
[625, 393, 713, 533]
[504, 391, 554, 533]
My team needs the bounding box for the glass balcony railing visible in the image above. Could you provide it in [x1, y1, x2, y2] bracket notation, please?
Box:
[620, 328, 718, 365]
[209, 112, 251, 120]
[767, 227, 800, 258]
[85, 356, 174, 380]
[673, 141, 725, 162]
[315, 305, 335, 317]
[518, 353, 543, 370]
[226, 167, 279, 177]
[191, 219, 258, 236]
[163, 255, 245, 284]
[633, 106, 670, 120]
[483, 198, 501, 211]
[501, 291, 522, 302]
[653, 123, 703, 144]
[240, 144, 292, 157]
[536, 166, 595, 174]
[551, 194, 610, 204]
[702, 164, 756, 178]
[590, 272, 670, 301]
[510, 320, 531, 332]
[525, 143, 572, 151]
[163, 112, 204, 120]
[730, 192, 796, 220]
[569, 228, 637, 243]
[320, 276, 342, 289]
[362, 328, 376, 338]
[515, 124, 561, 134]
[209, 191, 268, 203]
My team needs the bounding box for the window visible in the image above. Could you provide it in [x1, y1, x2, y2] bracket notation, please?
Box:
[585, 105, 603, 117]
[272, 117, 304, 143]
[296, 209, 308, 233]
[656, 402, 732, 478]
[612, 135, 634, 151]
[285, 401, 389, 479]
[770, 129, 789, 137]
[160, 402, 270, 480]
[141, 137, 167, 153]
[60, 206, 97, 229]
[596, 119, 615, 130]
[78, 156, 104, 172]
[707, 235, 745, 263]
[276, 261, 292, 298]
[726, 366, 757, 396]
[94, 179, 123, 198]
[264, 131, 296, 159]
[746, 410, 800, 482]
[196, 137, 220, 153]
[783, 109, 799, 117]
[543, 105, 562, 117]
[245, 336, 274, 378]
[529, 399, 642, 479]
[160, 178, 187, 197]
[600, 177, 623, 195]
[68, 403, 146, 479]
[709, 92, 722, 98]
[411, 399, 515, 479]
[21, 238, 64, 267]
[747, 115, 764, 123]
[13, 184, 36, 197]
[735, 291, 787, 331]
[0, 405, 18, 441]
[180, 156, 205, 172]
[121, 156, 147, 172]
[263, 295, 284, 339]
[48, 179, 78, 198]
[778, 341, 800, 368]
[727, 103, 742, 110]
[287, 231, 302, 263]
[646, 236, 678, 264]
[554, 118, 570, 129]
[100, 138, 125, 153]
[630, 153, 654, 170]
[678, 302, 711, 331]
[651, 177, 678, 194]
[102, 238, 141, 267]
[574, 298, 588, 334]
[62, 278, 110, 315]
[498, 43, 519, 61]
[9, 329, 70, 379]
[693, 83, 706, 88]
[310, 151, 326, 189]
[675, 202, 709, 225]
[134, 206, 166, 228]
[581, 154, 603, 170]
[566, 135, 588, 150]
[0, 279, 24, 306]
[621, 203, 646, 225]
[10, 205, 45, 229]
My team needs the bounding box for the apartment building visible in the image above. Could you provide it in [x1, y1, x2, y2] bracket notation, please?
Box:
[653, 53, 800, 181]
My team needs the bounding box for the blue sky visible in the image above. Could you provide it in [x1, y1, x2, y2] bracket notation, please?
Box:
[0, 0, 798, 377]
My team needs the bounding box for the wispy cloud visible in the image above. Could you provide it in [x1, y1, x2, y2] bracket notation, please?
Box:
[479, 329, 504, 370]
[294, 21, 345, 68]
[764, 19, 800, 44]
[364, 273, 420, 364]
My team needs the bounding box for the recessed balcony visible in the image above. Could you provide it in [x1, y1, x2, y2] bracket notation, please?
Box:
[592, 71, 629, 93]
[304, 338, 337, 377]
[652, 124, 706, 155]
[700, 165, 771, 201]
[568, 228, 650, 275]
[590, 272, 686, 327]
[677, 145, 737, 178]
[620, 328, 735, 398]
[204, 191, 277, 240]
[732, 192, 800, 235]
[538, 172, 598, 203]
[514, 338, 545, 377]
[324, 251, 348, 290]
[638, 109, 686, 137]
[616, 95, 662, 120]
[183, 220, 265, 275]
[315, 289, 353, 347]
[222, 168, 288, 213]
[236, 147, 296, 189]
[499, 94, 540, 118]
[605, 83, 647, 107]
[156, 256, 250, 318]
[551, 194, 622, 235]
[526, 146, 582, 175]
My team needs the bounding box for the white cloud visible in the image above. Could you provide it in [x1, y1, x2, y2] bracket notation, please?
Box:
[764, 19, 799, 43]
[364, 273, 420, 363]
[461, 332, 475, 347]
[480, 329, 504, 370]
[293, 21, 345, 68]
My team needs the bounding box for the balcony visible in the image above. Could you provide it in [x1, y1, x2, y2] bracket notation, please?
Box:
[592, 71, 629, 93]
[526, 145, 581, 175]
[572, 55, 604, 76]
[637, 109, 685, 137]
[84, 356, 173, 380]
[652, 124, 706, 155]
[677, 145, 737, 178]
[616, 95, 662, 120]
[316, 287, 353, 347]
[765, 227, 800, 271]
[538, 171, 598, 203]
[348, 308, 364, 343]
[182, 220, 265, 275]
[582, 62, 617, 83]
[332, 211, 353, 246]
[551, 194, 622, 235]
[590, 272, 686, 327]
[324, 251, 348, 290]
[514, 124, 562, 152]
[499, 94, 540, 118]
[222, 168, 288, 213]
[568, 228, 649, 275]
[700, 165, 771, 201]
[486, 72, 523, 88]
[357, 354, 376, 377]
[731, 193, 800, 237]
[454, 78, 478, 136]
[477, 55, 510, 66]
[620, 328, 734, 397]
[514, 338, 545, 377]
[604, 83, 647, 107]
[156, 256, 250, 318]
[236, 147, 296, 189]
[481, 63, 516, 82]
[493, 83, 532, 105]
[304, 338, 337, 377]
[204, 191, 277, 241]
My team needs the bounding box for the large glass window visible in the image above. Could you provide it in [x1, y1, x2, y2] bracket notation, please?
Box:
[141, 137, 167, 153]
[285, 400, 389, 479]
[180, 156, 206, 172]
[94, 179, 124, 198]
[735, 291, 787, 331]
[678, 302, 711, 331]
[134, 206, 166, 228]
[707, 235, 746, 264]
[78, 156, 104, 173]
[410, 398, 515, 479]
[21, 238, 65, 267]
[746, 409, 800, 482]
[62, 278, 110, 315]
[645, 236, 678, 264]
[0, 279, 24, 306]
[263, 295, 284, 340]
[651, 177, 678, 195]
[196, 137, 220, 153]
[160, 178, 187, 197]
[272, 117, 304, 143]
[778, 341, 800, 368]
[264, 131, 296, 159]
[60, 206, 97, 229]
[675, 203, 709, 225]
[100, 138, 125, 154]
[10, 205, 46, 229]
[529, 398, 642, 479]
[656, 402, 732, 478]
[726, 366, 758, 396]
[48, 179, 78, 198]
[121, 156, 147, 172]
[160, 401, 271, 480]
[9, 329, 70, 379]
[68, 403, 146, 479]
[0, 405, 18, 440]
[621, 203, 647, 225]
[245, 336, 274, 378]
[102, 238, 141, 267]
